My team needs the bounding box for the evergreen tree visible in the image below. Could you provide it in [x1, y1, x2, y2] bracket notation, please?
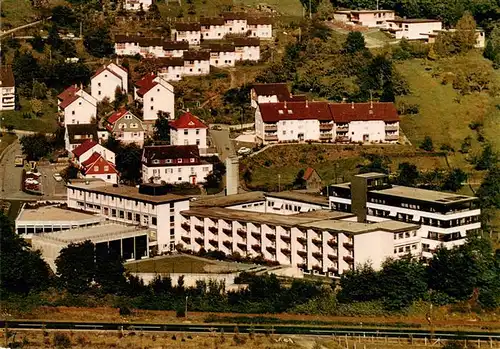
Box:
[55, 241, 96, 294]
[483, 40, 496, 61]
[153, 111, 171, 143]
[343, 31, 367, 54]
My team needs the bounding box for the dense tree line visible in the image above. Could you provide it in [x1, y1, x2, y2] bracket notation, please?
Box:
[1, 212, 499, 314]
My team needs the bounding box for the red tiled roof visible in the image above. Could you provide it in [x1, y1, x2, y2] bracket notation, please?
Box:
[329, 102, 400, 123]
[92, 66, 122, 80]
[259, 102, 332, 123]
[142, 145, 200, 167]
[72, 140, 98, 158]
[0, 66, 15, 87]
[58, 85, 80, 101]
[170, 112, 208, 129]
[58, 94, 80, 109]
[105, 109, 129, 131]
[135, 73, 158, 96]
[303, 167, 316, 181]
[82, 152, 117, 175]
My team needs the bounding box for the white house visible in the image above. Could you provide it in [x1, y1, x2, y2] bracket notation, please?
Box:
[173, 23, 201, 45]
[250, 83, 306, 108]
[114, 36, 188, 58]
[247, 17, 273, 38]
[223, 12, 248, 34]
[183, 51, 210, 76]
[91, 63, 128, 102]
[71, 139, 115, 165]
[153, 57, 185, 81]
[0, 66, 15, 111]
[208, 43, 236, 67]
[200, 17, 226, 40]
[255, 101, 400, 144]
[134, 73, 175, 122]
[105, 109, 145, 146]
[81, 152, 118, 184]
[385, 18, 442, 40]
[124, 0, 152, 11]
[329, 102, 400, 143]
[141, 145, 213, 185]
[423, 28, 486, 48]
[57, 85, 97, 125]
[66, 179, 191, 252]
[162, 41, 190, 57]
[169, 112, 209, 154]
[65, 124, 99, 152]
[333, 9, 395, 28]
[233, 37, 260, 61]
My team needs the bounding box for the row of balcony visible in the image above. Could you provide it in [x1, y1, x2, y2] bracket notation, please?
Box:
[385, 134, 399, 141]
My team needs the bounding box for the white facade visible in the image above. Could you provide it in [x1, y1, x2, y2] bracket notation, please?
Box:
[158, 65, 184, 81]
[0, 85, 15, 111]
[201, 23, 226, 40]
[224, 18, 248, 34]
[248, 23, 272, 38]
[84, 171, 118, 184]
[62, 94, 97, 125]
[66, 180, 191, 252]
[170, 128, 208, 153]
[135, 77, 175, 121]
[209, 50, 236, 67]
[91, 67, 126, 103]
[235, 44, 260, 61]
[183, 58, 210, 76]
[142, 163, 212, 185]
[386, 20, 442, 40]
[124, 0, 152, 11]
[173, 28, 201, 45]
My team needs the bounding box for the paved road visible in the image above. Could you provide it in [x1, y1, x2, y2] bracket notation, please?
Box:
[209, 129, 235, 161]
[0, 17, 51, 38]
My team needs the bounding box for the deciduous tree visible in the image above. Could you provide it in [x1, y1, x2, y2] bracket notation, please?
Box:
[55, 240, 96, 294]
[20, 133, 52, 160]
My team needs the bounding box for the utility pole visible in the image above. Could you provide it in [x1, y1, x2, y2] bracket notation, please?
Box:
[185, 296, 189, 318]
[80, 22, 83, 38]
[309, 0, 312, 19]
[278, 174, 281, 192]
[376, 0, 379, 10]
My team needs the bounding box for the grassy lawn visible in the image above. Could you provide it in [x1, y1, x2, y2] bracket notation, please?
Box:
[1, 0, 66, 28]
[1, 97, 58, 134]
[242, 144, 449, 190]
[125, 255, 218, 274]
[234, 0, 304, 17]
[0, 133, 17, 155]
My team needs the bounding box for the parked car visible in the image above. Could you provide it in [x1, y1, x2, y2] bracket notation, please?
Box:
[53, 173, 63, 182]
[237, 147, 252, 155]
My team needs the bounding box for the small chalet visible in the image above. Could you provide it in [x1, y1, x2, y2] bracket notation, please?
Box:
[81, 152, 118, 184]
[106, 109, 145, 146]
[71, 139, 115, 165]
[303, 167, 322, 191]
[141, 145, 213, 184]
[57, 85, 97, 125]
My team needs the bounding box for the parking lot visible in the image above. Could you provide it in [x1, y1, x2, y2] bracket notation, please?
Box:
[37, 162, 67, 198]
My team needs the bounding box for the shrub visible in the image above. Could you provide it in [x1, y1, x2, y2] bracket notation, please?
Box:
[53, 332, 71, 348]
[176, 306, 186, 318]
[419, 136, 434, 151]
[119, 305, 132, 316]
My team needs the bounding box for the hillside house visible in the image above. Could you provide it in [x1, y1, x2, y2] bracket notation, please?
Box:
[0, 66, 15, 111]
[173, 23, 202, 45]
[423, 28, 486, 48]
[207, 43, 236, 67]
[81, 152, 118, 184]
[71, 140, 115, 165]
[65, 124, 99, 151]
[233, 37, 260, 61]
[148, 57, 185, 81]
[250, 83, 306, 108]
[169, 112, 209, 154]
[247, 17, 273, 38]
[57, 85, 97, 125]
[106, 109, 145, 146]
[303, 167, 322, 191]
[333, 9, 395, 28]
[141, 145, 213, 184]
[385, 19, 442, 40]
[183, 51, 210, 76]
[91, 63, 128, 102]
[200, 17, 226, 40]
[134, 73, 175, 123]
[223, 12, 248, 34]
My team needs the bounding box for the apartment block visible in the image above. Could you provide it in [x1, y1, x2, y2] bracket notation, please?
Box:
[328, 173, 482, 259]
[66, 179, 190, 252]
[333, 9, 395, 28]
[385, 18, 442, 40]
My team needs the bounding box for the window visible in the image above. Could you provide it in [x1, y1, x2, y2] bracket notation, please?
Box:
[127, 212, 132, 220]
[94, 166, 99, 172]
[152, 217, 157, 226]
[178, 159, 182, 163]
[135, 213, 140, 222]
[196, 129, 200, 135]
[153, 159, 160, 164]
[178, 168, 182, 173]
[190, 158, 195, 163]
[107, 175, 111, 179]
[98, 91, 101, 95]
[150, 97, 154, 102]
[166, 159, 172, 163]
[178, 177, 182, 181]
[119, 210, 124, 219]
[184, 129, 188, 135]
[72, 111, 75, 115]
[143, 215, 149, 225]
[111, 209, 117, 217]
[98, 82, 101, 87]
[196, 139, 200, 145]
[104, 165, 109, 171]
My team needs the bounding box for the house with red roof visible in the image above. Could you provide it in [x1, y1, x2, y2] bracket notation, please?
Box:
[134, 73, 175, 126]
[57, 85, 97, 125]
[250, 83, 306, 108]
[170, 112, 208, 154]
[141, 145, 213, 184]
[255, 101, 400, 144]
[105, 109, 145, 146]
[90, 62, 128, 103]
[303, 167, 322, 191]
[71, 139, 115, 165]
[81, 152, 118, 184]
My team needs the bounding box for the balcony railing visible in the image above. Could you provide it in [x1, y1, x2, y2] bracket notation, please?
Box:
[312, 252, 322, 259]
[195, 237, 204, 245]
[319, 133, 332, 140]
[297, 263, 307, 270]
[343, 241, 354, 249]
[312, 238, 322, 246]
[237, 242, 247, 250]
[312, 264, 322, 272]
[327, 239, 337, 248]
[336, 124, 349, 131]
[385, 134, 399, 141]
[251, 244, 261, 252]
[181, 236, 191, 244]
[281, 235, 291, 243]
[327, 266, 338, 274]
[264, 124, 277, 131]
[251, 231, 261, 239]
[281, 248, 291, 255]
[181, 222, 190, 231]
[266, 233, 276, 240]
[264, 135, 278, 141]
[297, 237, 307, 245]
[266, 246, 276, 253]
[385, 124, 398, 131]
[328, 253, 337, 261]
[343, 255, 354, 263]
[209, 239, 218, 247]
[237, 228, 246, 237]
[335, 136, 350, 142]
[223, 228, 233, 237]
[319, 123, 333, 131]
[297, 250, 307, 257]
[223, 240, 232, 248]
[195, 224, 204, 232]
